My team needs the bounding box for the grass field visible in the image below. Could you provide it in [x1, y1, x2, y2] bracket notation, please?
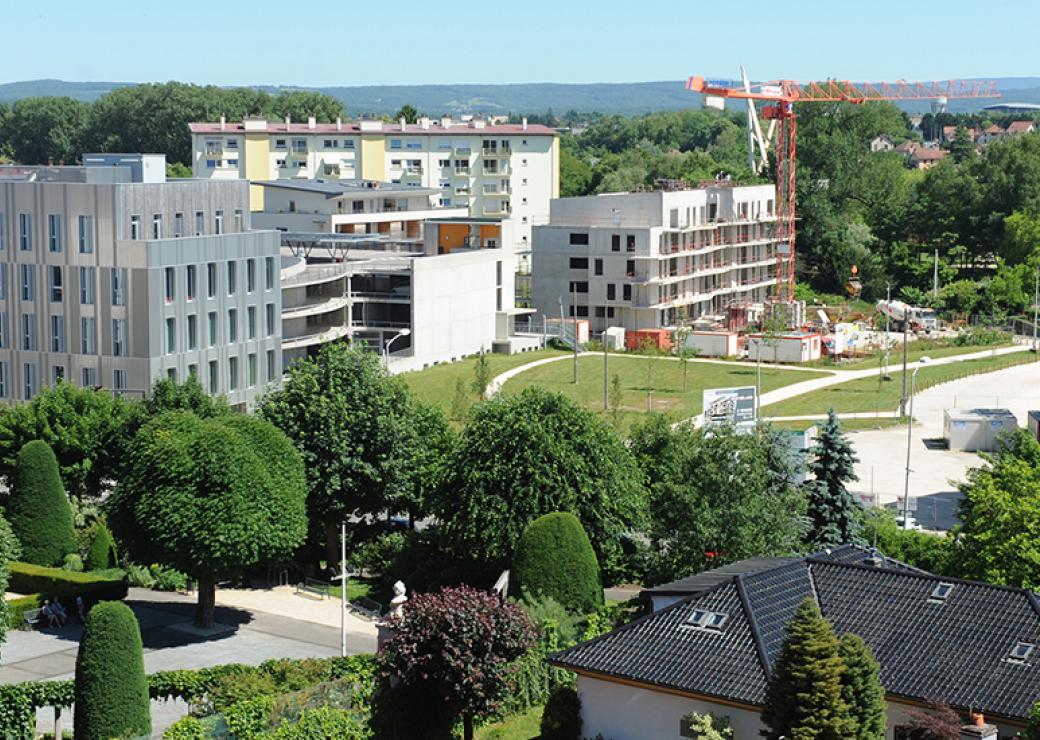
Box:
[805, 341, 1015, 371]
[502, 355, 830, 434]
[767, 417, 909, 432]
[399, 348, 567, 415]
[476, 706, 544, 740]
[762, 352, 1038, 418]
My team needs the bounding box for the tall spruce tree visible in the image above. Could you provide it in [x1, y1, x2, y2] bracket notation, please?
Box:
[805, 409, 862, 548]
[761, 599, 852, 740]
[839, 633, 887, 740]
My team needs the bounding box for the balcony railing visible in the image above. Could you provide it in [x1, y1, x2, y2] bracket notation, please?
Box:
[482, 183, 512, 195]
[482, 147, 511, 157]
[482, 165, 510, 176]
[453, 146, 472, 156]
[454, 167, 472, 176]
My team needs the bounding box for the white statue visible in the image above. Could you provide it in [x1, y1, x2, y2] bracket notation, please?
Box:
[389, 580, 408, 618]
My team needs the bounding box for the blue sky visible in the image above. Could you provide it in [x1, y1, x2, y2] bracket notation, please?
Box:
[4, 0, 1039, 86]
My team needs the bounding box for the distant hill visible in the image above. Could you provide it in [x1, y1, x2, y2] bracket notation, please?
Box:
[2, 77, 1039, 116]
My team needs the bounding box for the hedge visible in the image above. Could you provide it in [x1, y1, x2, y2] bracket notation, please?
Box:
[510, 512, 603, 614]
[6, 561, 128, 627]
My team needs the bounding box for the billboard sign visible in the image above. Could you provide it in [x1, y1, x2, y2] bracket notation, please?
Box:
[702, 386, 757, 429]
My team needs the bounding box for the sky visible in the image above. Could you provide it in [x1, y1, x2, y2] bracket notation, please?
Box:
[3, 0, 1040, 87]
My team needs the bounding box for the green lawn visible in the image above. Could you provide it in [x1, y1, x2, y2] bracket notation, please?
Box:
[325, 578, 375, 603]
[804, 341, 1014, 371]
[762, 352, 1038, 418]
[399, 348, 567, 416]
[767, 417, 909, 432]
[476, 706, 544, 740]
[502, 355, 830, 434]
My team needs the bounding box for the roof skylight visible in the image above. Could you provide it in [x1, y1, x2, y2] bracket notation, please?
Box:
[929, 582, 954, 602]
[685, 609, 727, 631]
[1009, 642, 1035, 663]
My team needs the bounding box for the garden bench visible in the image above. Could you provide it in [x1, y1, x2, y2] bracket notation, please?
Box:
[21, 608, 43, 629]
[295, 578, 329, 600]
[349, 597, 383, 620]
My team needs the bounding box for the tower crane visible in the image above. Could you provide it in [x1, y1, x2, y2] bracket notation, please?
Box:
[686, 75, 1000, 303]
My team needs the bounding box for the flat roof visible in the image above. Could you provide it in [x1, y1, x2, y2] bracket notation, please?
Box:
[255, 178, 438, 198]
[190, 120, 556, 137]
[945, 408, 1017, 420]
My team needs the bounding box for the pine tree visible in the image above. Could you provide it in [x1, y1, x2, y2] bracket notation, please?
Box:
[805, 409, 862, 548]
[761, 599, 852, 740]
[839, 633, 887, 740]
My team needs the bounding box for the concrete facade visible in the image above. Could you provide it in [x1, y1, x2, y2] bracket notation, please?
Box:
[0, 157, 281, 408]
[531, 184, 779, 333]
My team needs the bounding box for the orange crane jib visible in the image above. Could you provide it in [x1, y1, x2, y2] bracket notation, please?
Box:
[684, 74, 1000, 304]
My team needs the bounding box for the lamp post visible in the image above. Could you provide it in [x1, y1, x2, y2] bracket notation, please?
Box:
[330, 521, 348, 657]
[1033, 268, 1038, 352]
[383, 328, 411, 368]
[902, 356, 931, 529]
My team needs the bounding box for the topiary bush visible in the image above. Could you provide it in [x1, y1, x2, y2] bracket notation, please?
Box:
[7, 441, 76, 566]
[510, 512, 603, 614]
[73, 601, 151, 740]
[62, 553, 83, 572]
[540, 684, 582, 740]
[85, 523, 117, 571]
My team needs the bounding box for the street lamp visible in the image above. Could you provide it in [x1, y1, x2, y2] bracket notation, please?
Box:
[902, 355, 931, 529]
[383, 328, 411, 368]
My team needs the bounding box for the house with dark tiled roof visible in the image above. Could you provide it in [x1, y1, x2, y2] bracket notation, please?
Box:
[550, 546, 1040, 739]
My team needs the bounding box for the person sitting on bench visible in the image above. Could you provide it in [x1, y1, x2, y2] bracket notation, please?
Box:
[51, 599, 68, 626]
[41, 601, 60, 628]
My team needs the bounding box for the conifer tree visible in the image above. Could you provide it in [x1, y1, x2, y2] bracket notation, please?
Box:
[7, 440, 76, 566]
[761, 599, 852, 740]
[839, 633, 887, 740]
[805, 409, 862, 548]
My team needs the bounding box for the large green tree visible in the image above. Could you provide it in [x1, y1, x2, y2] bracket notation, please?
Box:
[74, 601, 151, 740]
[630, 416, 806, 583]
[435, 386, 646, 566]
[107, 412, 307, 626]
[761, 599, 852, 740]
[1, 96, 89, 164]
[839, 633, 886, 740]
[804, 409, 862, 549]
[0, 514, 21, 658]
[7, 440, 76, 566]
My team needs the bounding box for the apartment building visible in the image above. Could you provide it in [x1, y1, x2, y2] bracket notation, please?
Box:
[187, 116, 559, 274]
[531, 183, 779, 333]
[0, 154, 281, 408]
[277, 217, 540, 374]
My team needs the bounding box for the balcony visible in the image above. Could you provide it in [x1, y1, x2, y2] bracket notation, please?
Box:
[482, 147, 511, 157]
[204, 146, 223, 157]
[453, 146, 473, 157]
[482, 165, 510, 177]
[483, 204, 512, 217]
[482, 183, 511, 196]
[454, 167, 472, 177]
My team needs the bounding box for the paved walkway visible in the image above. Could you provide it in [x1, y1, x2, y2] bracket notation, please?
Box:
[1, 588, 377, 737]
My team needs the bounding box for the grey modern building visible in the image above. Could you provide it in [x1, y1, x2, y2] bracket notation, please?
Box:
[0, 154, 281, 409]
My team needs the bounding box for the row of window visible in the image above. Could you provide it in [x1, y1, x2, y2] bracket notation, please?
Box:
[0, 312, 122, 355]
[567, 305, 618, 320]
[162, 257, 276, 303]
[162, 304, 277, 354]
[0, 264, 127, 306]
[128, 209, 243, 240]
[0, 214, 95, 254]
[568, 232, 639, 252]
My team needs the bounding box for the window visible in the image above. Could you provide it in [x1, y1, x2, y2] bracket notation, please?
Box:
[569, 232, 589, 246]
[187, 364, 197, 380]
[226, 139, 238, 149]
[207, 311, 217, 347]
[0, 312, 7, 348]
[187, 314, 197, 349]
[19, 213, 32, 251]
[264, 257, 275, 291]
[1009, 642, 1035, 664]
[205, 159, 217, 169]
[594, 259, 603, 276]
[623, 284, 632, 301]
[611, 234, 620, 252]
[228, 309, 238, 342]
[21, 313, 35, 350]
[23, 363, 36, 400]
[248, 353, 257, 386]
[569, 257, 588, 270]
[266, 349, 276, 381]
[111, 268, 127, 306]
[568, 281, 589, 294]
[207, 263, 217, 298]
[78, 215, 94, 253]
[228, 356, 238, 390]
[626, 259, 635, 276]
[165, 317, 176, 353]
[234, 209, 243, 232]
[49, 266, 63, 302]
[167, 368, 176, 382]
[195, 211, 204, 236]
[79, 267, 95, 305]
[50, 315, 65, 352]
[82, 367, 97, 388]
[187, 265, 197, 300]
[208, 360, 218, 393]
[247, 259, 256, 293]
[930, 582, 953, 602]
[323, 139, 338, 148]
[685, 609, 727, 630]
[0, 362, 7, 398]
[174, 212, 184, 237]
[274, 139, 286, 150]
[53, 364, 65, 383]
[113, 369, 127, 394]
[343, 139, 354, 149]
[227, 262, 237, 294]
[390, 139, 402, 150]
[266, 303, 276, 336]
[247, 306, 256, 339]
[0, 213, 4, 250]
[47, 214, 62, 252]
[215, 210, 224, 235]
[626, 234, 636, 252]
[607, 284, 616, 301]
[81, 317, 96, 354]
[130, 215, 141, 240]
[164, 267, 175, 302]
[20, 264, 34, 301]
[292, 139, 307, 151]
[112, 319, 127, 356]
[150, 214, 161, 239]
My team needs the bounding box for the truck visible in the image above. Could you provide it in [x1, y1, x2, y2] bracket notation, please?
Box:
[876, 300, 938, 333]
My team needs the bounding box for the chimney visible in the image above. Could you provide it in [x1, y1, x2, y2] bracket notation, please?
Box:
[419, 116, 430, 130]
[441, 116, 452, 129]
[219, 114, 226, 131]
[865, 547, 885, 567]
[284, 115, 291, 131]
[522, 117, 528, 131]
[960, 714, 997, 740]
[336, 117, 342, 131]
[307, 116, 316, 130]
[400, 117, 407, 131]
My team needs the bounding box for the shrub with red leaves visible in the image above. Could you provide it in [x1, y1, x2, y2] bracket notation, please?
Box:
[377, 585, 536, 740]
[904, 700, 963, 740]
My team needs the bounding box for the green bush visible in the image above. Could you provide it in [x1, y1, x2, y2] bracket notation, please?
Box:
[347, 531, 407, 577]
[61, 553, 83, 572]
[540, 685, 582, 740]
[510, 512, 603, 614]
[150, 564, 188, 591]
[7, 441, 76, 566]
[126, 563, 154, 589]
[6, 561, 128, 628]
[520, 594, 580, 645]
[223, 694, 275, 737]
[162, 715, 206, 740]
[86, 524, 117, 571]
[266, 706, 368, 739]
[207, 666, 278, 713]
[73, 601, 151, 740]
